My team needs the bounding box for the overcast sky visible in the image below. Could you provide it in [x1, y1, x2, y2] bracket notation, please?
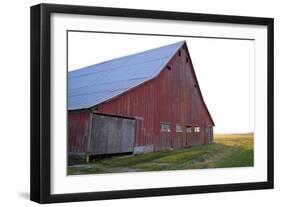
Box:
[68, 32, 254, 134]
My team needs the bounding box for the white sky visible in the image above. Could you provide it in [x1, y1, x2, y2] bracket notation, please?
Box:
[68, 32, 254, 134]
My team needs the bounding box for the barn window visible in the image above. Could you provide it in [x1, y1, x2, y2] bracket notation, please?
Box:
[167, 65, 171, 70]
[186, 56, 189, 62]
[176, 124, 183, 132]
[194, 126, 200, 133]
[186, 126, 192, 133]
[178, 50, 181, 56]
[160, 123, 171, 132]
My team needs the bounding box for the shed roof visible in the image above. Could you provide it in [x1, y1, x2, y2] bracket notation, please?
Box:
[68, 41, 185, 110]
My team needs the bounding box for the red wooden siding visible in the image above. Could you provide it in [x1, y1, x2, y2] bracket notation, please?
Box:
[68, 110, 91, 153]
[96, 46, 214, 151]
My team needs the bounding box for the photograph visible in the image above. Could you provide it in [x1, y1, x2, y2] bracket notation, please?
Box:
[67, 31, 254, 175]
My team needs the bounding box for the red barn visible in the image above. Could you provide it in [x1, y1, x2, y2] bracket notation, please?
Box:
[68, 41, 214, 160]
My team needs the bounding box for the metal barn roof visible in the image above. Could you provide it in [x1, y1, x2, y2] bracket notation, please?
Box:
[68, 41, 185, 110]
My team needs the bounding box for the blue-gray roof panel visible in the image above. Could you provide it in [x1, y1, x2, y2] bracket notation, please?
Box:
[68, 41, 185, 110]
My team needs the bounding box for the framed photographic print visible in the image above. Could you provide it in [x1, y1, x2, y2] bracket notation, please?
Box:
[30, 3, 274, 203]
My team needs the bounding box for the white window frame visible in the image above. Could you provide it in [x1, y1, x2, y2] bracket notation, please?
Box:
[186, 126, 193, 133]
[176, 124, 183, 132]
[194, 126, 200, 133]
[160, 123, 171, 132]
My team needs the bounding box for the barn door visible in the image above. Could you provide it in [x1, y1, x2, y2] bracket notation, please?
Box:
[185, 125, 193, 147]
[160, 123, 171, 150]
[205, 126, 213, 144]
[176, 124, 185, 149]
[89, 113, 135, 155]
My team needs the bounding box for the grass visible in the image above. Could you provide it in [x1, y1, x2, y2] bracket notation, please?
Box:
[67, 133, 254, 175]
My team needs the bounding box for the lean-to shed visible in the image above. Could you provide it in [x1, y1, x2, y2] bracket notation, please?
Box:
[68, 41, 214, 158]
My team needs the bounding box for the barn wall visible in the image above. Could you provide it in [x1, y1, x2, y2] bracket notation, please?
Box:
[97, 46, 214, 151]
[68, 110, 91, 154]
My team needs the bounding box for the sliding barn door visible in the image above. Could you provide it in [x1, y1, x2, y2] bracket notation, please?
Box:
[89, 113, 135, 155]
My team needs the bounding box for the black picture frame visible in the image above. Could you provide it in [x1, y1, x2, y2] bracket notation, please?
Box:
[30, 3, 274, 204]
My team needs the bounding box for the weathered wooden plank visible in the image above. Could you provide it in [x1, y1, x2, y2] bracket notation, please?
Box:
[121, 119, 135, 152]
[89, 113, 135, 155]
